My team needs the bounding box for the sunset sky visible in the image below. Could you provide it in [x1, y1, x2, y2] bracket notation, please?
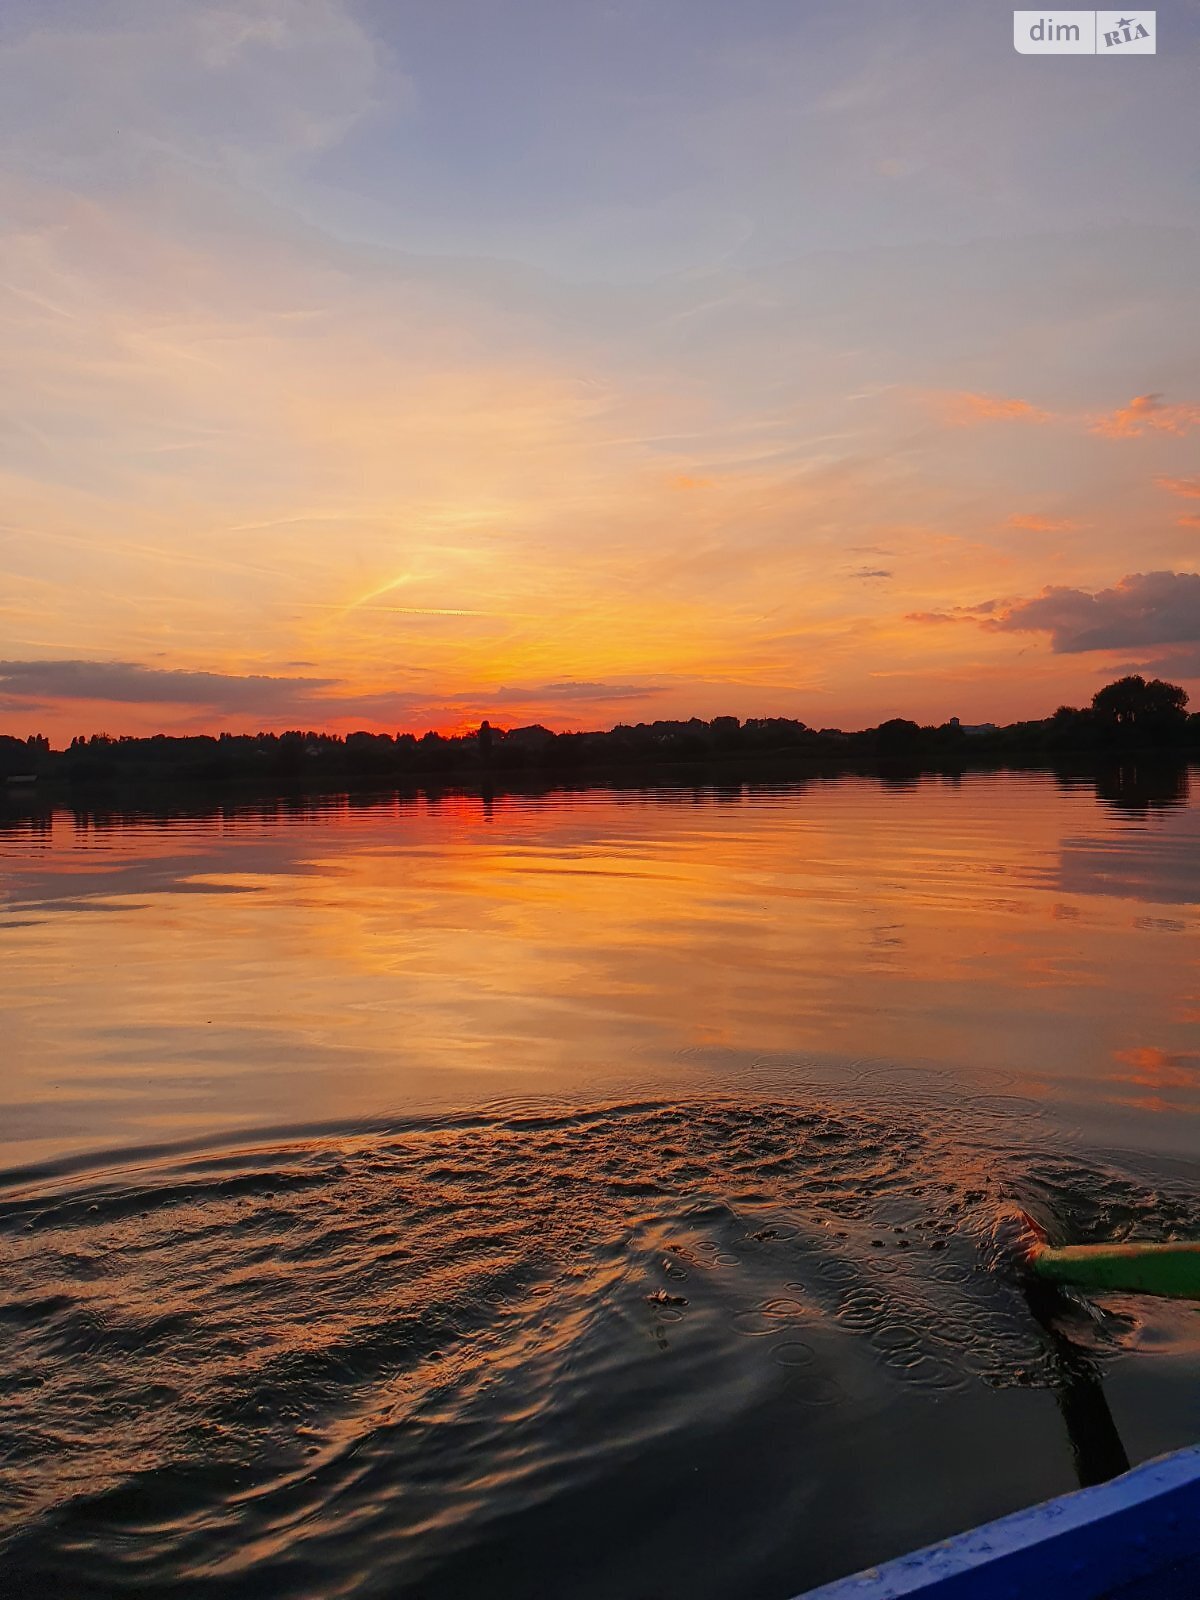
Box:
[2, 0, 1198, 742]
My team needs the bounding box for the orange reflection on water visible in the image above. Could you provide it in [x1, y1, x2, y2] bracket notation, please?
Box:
[1109, 1045, 1200, 1114]
[1112, 1046, 1200, 1090]
[1, 771, 1198, 1166]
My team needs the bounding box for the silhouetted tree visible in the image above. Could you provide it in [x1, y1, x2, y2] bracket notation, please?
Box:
[7, 676, 1198, 798]
[1092, 676, 1188, 740]
[875, 717, 922, 755]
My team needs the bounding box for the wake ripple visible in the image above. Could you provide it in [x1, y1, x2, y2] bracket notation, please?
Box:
[2, 1094, 1197, 1598]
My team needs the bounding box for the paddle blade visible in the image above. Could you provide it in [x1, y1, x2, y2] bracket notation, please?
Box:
[1030, 1240, 1200, 1301]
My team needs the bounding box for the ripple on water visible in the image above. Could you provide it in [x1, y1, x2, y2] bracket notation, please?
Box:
[771, 1339, 816, 1367]
[1, 1092, 1198, 1597]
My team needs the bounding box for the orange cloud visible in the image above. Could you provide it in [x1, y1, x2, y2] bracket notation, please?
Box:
[934, 391, 1049, 427]
[1159, 477, 1200, 523]
[1092, 394, 1200, 438]
[1007, 513, 1078, 533]
[904, 600, 999, 625]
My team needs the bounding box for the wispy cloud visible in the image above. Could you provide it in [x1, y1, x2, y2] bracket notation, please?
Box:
[922, 390, 1200, 446]
[1007, 514, 1079, 533]
[930, 391, 1050, 428]
[0, 659, 338, 712]
[1092, 395, 1200, 439]
[0, 0, 393, 180]
[905, 600, 998, 625]
[1157, 476, 1200, 499]
[491, 680, 663, 704]
[0, 657, 678, 732]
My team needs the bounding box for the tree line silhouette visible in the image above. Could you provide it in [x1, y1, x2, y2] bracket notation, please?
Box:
[1, 675, 1195, 790]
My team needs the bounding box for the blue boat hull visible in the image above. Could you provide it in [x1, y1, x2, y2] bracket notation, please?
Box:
[793, 1444, 1200, 1599]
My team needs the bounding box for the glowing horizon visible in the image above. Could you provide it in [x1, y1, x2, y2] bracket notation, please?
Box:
[2, 1, 1199, 744]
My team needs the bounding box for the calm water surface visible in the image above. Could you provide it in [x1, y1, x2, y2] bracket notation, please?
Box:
[1, 770, 1198, 1598]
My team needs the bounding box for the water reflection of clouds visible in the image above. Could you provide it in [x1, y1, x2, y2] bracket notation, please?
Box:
[0, 843, 335, 918]
[1108, 1046, 1200, 1117]
[1058, 825, 1200, 906]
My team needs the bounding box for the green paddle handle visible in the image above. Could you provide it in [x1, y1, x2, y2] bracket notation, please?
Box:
[1030, 1241, 1200, 1301]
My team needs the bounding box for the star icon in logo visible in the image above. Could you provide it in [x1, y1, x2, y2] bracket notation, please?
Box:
[1115, 16, 1135, 26]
